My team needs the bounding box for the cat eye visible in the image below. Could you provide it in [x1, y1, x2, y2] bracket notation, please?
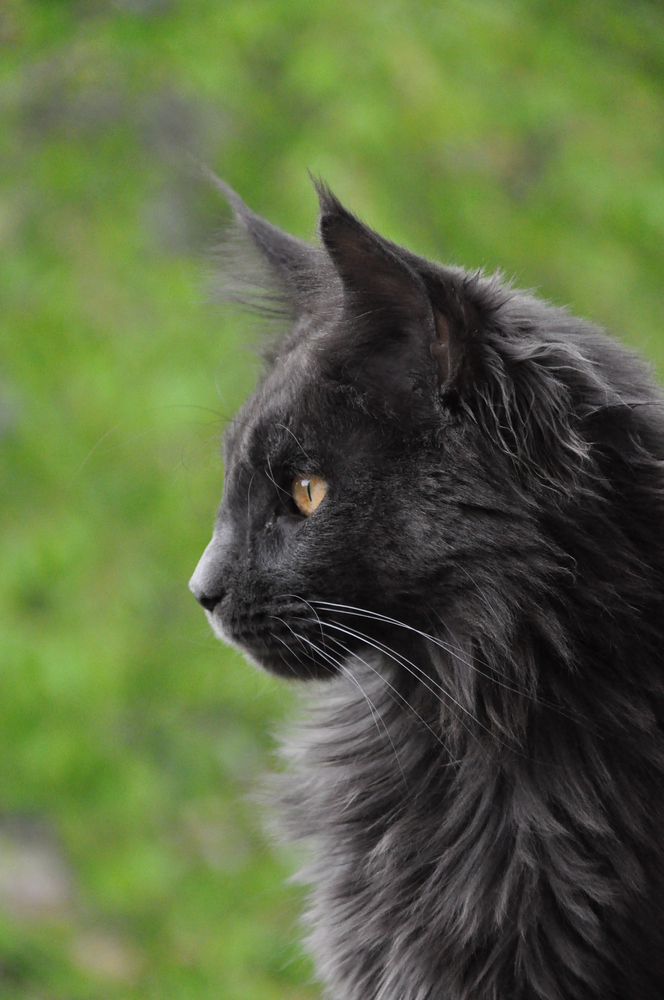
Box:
[292, 475, 327, 516]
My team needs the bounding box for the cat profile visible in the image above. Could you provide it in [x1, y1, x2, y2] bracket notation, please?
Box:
[189, 176, 664, 1000]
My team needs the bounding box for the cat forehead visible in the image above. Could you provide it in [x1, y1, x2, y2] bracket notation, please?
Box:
[223, 337, 330, 464]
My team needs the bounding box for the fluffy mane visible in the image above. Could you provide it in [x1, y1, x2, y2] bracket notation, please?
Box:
[191, 176, 664, 1000]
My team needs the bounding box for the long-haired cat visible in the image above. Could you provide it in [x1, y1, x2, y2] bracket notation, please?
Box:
[189, 176, 664, 1000]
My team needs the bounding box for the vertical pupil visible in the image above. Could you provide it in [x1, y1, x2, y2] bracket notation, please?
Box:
[306, 481, 313, 503]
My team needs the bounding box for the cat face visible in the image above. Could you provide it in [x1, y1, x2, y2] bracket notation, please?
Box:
[190, 178, 622, 682]
[190, 308, 470, 680]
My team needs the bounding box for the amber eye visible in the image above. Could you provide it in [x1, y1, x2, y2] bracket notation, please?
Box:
[292, 474, 328, 516]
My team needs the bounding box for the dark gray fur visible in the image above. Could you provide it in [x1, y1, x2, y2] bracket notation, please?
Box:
[190, 178, 664, 1000]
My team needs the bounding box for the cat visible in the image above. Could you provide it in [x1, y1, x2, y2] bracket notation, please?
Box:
[189, 175, 664, 1000]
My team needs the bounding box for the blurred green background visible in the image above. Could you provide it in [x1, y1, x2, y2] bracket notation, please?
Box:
[2, 1, 664, 997]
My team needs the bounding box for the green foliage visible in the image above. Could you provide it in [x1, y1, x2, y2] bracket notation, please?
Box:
[1, 0, 664, 995]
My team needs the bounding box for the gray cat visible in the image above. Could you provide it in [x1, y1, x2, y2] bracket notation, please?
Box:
[190, 177, 664, 1000]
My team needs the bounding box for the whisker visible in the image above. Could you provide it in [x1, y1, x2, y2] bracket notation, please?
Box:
[269, 619, 317, 680]
[306, 615, 555, 764]
[320, 632, 462, 767]
[314, 601, 522, 688]
[289, 630, 408, 785]
[171, 428, 224, 475]
[303, 616, 496, 759]
[270, 630, 315, 678]
[247, 470, 257, 520]
[275, 423, 313, 466]
[266, 456, 291, 500]
[282, 595, 329, 650]
[66, 422, 124, 488]
[312, 600, 578, 723]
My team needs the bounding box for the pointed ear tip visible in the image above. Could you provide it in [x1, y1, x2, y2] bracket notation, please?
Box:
[309, 176, 342, 216]
[202, 168, 251, 221]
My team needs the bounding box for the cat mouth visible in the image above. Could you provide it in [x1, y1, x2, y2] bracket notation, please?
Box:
[206, 601, 340, 680]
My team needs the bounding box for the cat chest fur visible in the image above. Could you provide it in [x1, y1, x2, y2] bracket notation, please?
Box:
[275, 653, 663, 1000]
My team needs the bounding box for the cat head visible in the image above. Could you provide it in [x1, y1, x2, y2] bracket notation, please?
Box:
[189, 177, 626, 683]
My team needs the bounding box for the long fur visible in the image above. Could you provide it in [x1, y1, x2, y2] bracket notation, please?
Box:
[190, 178, 664, 1000]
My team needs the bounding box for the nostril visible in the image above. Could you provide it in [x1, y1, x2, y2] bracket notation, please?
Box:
[195, 589, 225, 613]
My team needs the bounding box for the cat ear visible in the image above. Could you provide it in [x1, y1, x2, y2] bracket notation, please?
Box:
[315, 183, 456, 386]
[207, 170, 331, 317]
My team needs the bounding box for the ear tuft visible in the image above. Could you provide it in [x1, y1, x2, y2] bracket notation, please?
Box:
[206, 168, 331, 318]
[310, 175, 345, 219]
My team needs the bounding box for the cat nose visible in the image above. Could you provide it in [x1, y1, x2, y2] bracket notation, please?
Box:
[191, 584, 225, 613]
[189, 532, 230, 612]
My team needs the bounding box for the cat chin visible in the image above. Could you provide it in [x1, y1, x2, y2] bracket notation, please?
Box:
[206, 613, 262, 668]
[206, 612, 337, 680]
[205, 611, 301, 677]
[205, 610, 235, 647]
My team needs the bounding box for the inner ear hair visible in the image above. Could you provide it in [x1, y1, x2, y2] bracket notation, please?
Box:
[430, 310, 455, 387]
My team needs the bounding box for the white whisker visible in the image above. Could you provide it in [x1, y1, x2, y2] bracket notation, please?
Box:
[303, 616, 495, 759]
[289, 630, 408, 785]
[311, 600, 577, 723]
[321, 632, 462, 767]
